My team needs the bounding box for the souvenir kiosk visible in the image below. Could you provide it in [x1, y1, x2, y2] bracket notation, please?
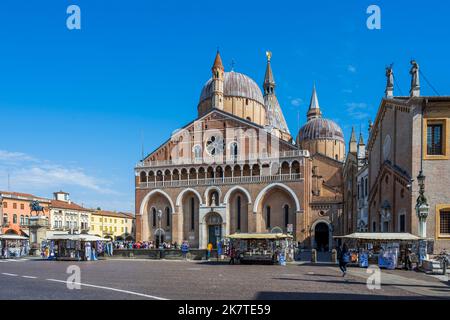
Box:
[334, 233, 423, 269]
[0, 234, 29, 259]
[46, 234, 109, 261]
[226, 233, 294, 265]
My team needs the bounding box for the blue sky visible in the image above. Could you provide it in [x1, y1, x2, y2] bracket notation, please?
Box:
[0, 0, 449, 212]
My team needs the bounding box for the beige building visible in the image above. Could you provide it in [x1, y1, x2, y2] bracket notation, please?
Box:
[135, 51, 345, 250]
[50, 191, 93, 233]
[90, 210, 134, 240]
[367, 62, 450, 252]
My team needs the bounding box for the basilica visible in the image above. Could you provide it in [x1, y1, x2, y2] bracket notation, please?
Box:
[134, 51, 345, 250]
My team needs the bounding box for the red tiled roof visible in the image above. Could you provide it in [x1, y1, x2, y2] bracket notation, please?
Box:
[0, 191, 50, 202]
[51, 200, 93, 212]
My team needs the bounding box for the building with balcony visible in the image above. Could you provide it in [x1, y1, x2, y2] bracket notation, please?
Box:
[0, 191, 51, 236]
[135, 51, 345, 250]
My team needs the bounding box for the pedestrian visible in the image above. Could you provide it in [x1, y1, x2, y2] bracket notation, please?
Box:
[405, 249, 413, 271]
[217, 241, 222, 261]
[229, 246, 236, 265]
[181, 241, 189, 260]
[207, 242, 213, 260]
[337, 243, 349, 277]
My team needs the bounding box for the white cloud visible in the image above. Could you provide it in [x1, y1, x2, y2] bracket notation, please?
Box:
[347, 65, 357, 73]
[0, 150, 38, 163]
[290, 98, 303, 107]
[0, 149, 120, 195]
[346, 102, 371, 120]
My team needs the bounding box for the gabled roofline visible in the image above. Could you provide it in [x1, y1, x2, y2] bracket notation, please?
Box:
[141, 108, 296, 162]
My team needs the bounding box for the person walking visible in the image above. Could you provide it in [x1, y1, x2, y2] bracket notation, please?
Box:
[337, 243, 349, 277]
[181, 241, 189, 260]
[229, 246, 236, 265]
[207, 242, 213, 260]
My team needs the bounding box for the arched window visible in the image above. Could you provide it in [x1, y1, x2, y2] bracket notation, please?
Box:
[140, 171, 147, 183]
[166, 207, 170, 227]
[190, 197, 195, 231]
[3, 214, 8, 225]
[25, 215, 29, 225]
[13, 214, 17, 224]
[237, 196, 241, 231]
[152, 208, 157, 227]
[284, 204, 289, 227]
[266, 206, 271, 229]
[20, 215, 24, 226]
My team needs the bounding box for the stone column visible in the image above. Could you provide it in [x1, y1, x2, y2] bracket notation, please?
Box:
[247, 203, 256, 233]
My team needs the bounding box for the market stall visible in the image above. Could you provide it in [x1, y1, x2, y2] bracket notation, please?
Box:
[226, 233, 294, 265]
[45, 234, 110, 261]
[334, 233, 423, 270]
[0, 234, 29, 259]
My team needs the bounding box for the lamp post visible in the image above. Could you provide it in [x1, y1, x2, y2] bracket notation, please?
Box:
[157, 209, 163, 249]
[415, 170, 429, 238]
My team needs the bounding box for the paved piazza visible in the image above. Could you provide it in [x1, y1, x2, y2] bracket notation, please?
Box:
[0, 259, 449, 300]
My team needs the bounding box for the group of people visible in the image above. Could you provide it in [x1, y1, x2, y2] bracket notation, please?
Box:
[113, 240, 181, 250]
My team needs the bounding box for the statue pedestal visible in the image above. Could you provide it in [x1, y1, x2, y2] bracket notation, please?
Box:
[28, 216, 49, 256]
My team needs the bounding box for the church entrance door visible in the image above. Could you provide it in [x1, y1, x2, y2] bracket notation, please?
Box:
[314, 223, 329, 252]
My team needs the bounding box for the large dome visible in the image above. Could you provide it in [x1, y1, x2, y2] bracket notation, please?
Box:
[297, 117, 344, 143]
[199, 71, 264, 105]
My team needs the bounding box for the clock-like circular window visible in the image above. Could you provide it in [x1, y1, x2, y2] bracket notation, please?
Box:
[206, 135, 224, 156]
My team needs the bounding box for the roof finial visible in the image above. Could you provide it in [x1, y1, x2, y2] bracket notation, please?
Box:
[266, 51, 272, 62]
[231, 59, 235, 72]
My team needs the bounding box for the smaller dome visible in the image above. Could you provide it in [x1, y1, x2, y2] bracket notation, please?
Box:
[199, 72, 265, 105]
[297, 118, 344, 143]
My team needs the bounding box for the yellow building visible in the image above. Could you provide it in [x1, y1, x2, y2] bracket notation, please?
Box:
[90, 210, 135, 240]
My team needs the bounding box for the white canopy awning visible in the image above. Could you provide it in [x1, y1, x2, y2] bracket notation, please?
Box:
[47, 234, 109, 242]
[0, 234, 29, 240]
[334, 233, 422, 241]
[227, 233, 293, 240]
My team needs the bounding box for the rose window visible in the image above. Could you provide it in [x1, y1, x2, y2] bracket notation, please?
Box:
[206, 135, 224, 156]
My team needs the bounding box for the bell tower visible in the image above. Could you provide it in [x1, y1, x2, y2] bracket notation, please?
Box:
[211, 50, 224, 110]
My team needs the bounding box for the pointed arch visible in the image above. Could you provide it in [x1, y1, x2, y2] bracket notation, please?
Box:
[139, 189, 175, 216]
[176, 188, 203, 207]
[223, 186, 252, 204]
[253, 183, 300, 213]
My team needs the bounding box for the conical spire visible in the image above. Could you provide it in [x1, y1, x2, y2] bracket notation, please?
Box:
[212, 50, 224, 72]
[309, 84, 320, 110]
[349, 127, 357, 153]
[358, 132, 364, 145]
[263, 51, 275, 95]
[350, 127, 357, 142]
[306, 85, 322, 121]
